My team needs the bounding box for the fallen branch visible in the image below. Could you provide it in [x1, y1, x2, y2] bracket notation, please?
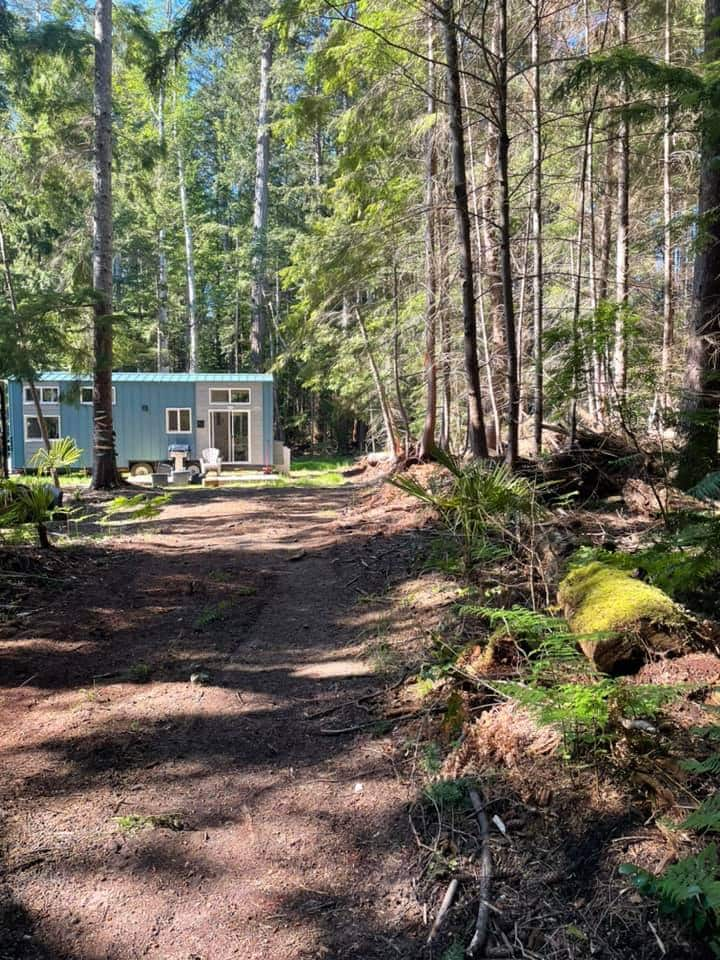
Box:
[319, 706, 442, 736]
[466, 787, 493, 958]
[305, 673, 409, 720]
[426, 877, 459, 944]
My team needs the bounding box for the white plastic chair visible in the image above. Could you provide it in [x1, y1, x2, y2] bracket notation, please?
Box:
[200, 448, 223, 476]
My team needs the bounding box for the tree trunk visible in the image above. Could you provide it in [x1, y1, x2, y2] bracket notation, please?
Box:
[439, 0, 488, 458]
[249, 35, 274, 371]
[531, 0, 544, 455]
[355, 307, 398, 457]
[613, 0, 630, 400]
[495, 0, 519, 465]
[392, 264, 412, 452]
[176, 128, 197, 372]
[461, 62, 501, 453]
[660, 0, 674, 415]
[678, 0, 720, 486]
[419, 15, 438, 460]
[91, 0, 118, 489]
[156, 86, 169, 373]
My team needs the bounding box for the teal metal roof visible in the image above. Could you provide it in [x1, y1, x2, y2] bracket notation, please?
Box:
[26, 371, 273, 383]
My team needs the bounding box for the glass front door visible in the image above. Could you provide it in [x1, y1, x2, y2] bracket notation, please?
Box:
[210, 410, 249, 463]
[231, 410, 249, 462]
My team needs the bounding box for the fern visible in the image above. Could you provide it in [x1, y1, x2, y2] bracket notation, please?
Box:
[687, 471, 720, 503]
[683, 756, 720, 776]
[683, 794, 720, 834]
[389, 455, 541, 574]
[621, 845, 720, 940]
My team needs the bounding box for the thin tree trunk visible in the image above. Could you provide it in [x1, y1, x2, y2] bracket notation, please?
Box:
[355, 307, 398, 457]
[613, 0, 630, 400]
[419, 15, 438, 460]
[461, 63, 501, 452]
[439, 0, 488, 458]
[249, 35, 274, 371]
[531, 0, 544, 455]
[678, 0, 720, 485]
[392, 264, 412, 452]
[496, 0, 519, 465]
[176, 130, 197, 372]
[156, 86, 169, 373]
[660, 0, 674, 414]
[91, 0, 118, 489]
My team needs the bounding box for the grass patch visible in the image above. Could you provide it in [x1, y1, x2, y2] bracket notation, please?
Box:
[193, 600, 232, 630]
[127, 662, 152, 683]
[114, 813, 184, 833]
[291, 455, 354, 473]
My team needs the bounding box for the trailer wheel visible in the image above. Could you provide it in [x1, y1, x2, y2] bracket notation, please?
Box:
[187, 461, 201, 477]
[130, 461, 154, 477]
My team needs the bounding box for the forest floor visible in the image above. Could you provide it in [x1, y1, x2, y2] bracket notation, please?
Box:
[0, 476, 435, 960]
[0, 470, 716, 960]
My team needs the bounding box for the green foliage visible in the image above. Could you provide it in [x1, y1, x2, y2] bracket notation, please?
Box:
[683, 794, 720, 834]
[102, 494, 169, 525]
[390, 451, 541, 573]
[683, 756, 720, 776]
[30, 436, 83, 477]
[440, 943, 465, 960]
[501, 677, 679, 753]
[423, 777, 475, 811]
[0, 478, 57, 547]
[687, 472, 720, 503]
[114, 813, 184, 833]
[569, 513, 720, 603]
[620, 847, 720, 948]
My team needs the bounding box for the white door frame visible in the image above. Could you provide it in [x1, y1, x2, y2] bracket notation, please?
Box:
[209, 408, 251, 464]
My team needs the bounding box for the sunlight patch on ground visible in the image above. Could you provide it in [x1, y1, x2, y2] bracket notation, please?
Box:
[292, 658, 373, 679]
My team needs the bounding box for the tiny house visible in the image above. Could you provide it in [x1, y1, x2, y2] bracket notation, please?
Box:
[6, 372, 279, 474]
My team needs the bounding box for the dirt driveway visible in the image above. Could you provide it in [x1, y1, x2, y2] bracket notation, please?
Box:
[0, 484, 422, 960]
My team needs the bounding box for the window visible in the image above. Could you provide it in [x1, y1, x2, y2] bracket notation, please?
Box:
[209, 388, 250, 405]
[81, 386, 116, 405]
[24, 386, 59, 404]
[25, 415, 60, 441]
[166, 408, 192, 433]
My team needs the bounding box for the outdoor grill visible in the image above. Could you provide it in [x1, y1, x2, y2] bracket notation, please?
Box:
[168, 443, 191, 471]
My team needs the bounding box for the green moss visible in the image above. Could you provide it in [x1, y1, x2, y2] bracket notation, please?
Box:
[559, 561, 682, 635]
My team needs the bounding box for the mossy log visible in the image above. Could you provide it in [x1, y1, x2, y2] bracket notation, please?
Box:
[558, 562, 688, 674]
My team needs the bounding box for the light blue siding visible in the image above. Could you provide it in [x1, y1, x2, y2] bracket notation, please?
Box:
[8, 380, 24, 470]
[7, 373, 274, 470]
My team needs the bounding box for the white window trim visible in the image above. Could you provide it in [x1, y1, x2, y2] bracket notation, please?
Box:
[24, 385, 59, 404]
[24, 414, 61, 442]
[208, 387, 251, 406]
[81, 386, 116, 405]
[165, 407, 193, 434]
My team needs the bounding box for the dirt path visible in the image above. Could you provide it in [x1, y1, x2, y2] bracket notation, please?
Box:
[0, 485, 422, 960]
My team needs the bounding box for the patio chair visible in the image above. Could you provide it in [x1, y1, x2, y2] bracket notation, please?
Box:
[200, 448, 223, 477]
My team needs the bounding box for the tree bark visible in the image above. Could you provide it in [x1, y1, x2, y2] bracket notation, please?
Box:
[660, 0, 674, 415]
[678, 0, 720, 486]
[156, 86, 169, 373]
[91, 0, 118, 489]
[355, 307, 399, 457]
[439, 0, 488, 458]
[612, 0, 630, 400]
[176, 128, 197, 372]
[249, 35, 274, 371]
[531, 0, 543, 455]
[419, 15, 438, 460]
[495, 0, 519, 465]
